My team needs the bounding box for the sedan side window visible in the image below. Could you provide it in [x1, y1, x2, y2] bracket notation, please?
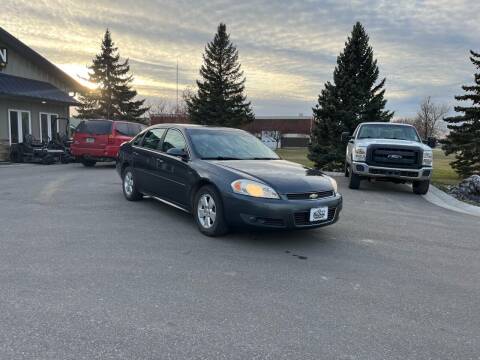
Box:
[132, 132, 145, 146]
[162, 129, 186, 152]
[142, 128, 166, 150]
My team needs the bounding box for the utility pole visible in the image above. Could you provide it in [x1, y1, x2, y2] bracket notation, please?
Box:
[176, 59, 179, 113]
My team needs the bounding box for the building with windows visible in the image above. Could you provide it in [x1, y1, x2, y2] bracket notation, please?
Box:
[244, 115, 313, 148]
[0, 27, 83, 161]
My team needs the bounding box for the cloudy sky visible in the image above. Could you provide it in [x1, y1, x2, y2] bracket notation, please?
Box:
[2, 0, 479, 117]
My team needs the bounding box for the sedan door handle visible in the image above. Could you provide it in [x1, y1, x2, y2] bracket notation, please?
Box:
[156, 158, 164, 166]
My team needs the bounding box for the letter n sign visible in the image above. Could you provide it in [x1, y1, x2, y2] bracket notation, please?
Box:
[0, 48, 7, 69]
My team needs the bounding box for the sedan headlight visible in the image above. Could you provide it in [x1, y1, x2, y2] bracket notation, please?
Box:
[423, 150, 433, 166]
[326, 176, 338, 193]
[231, 179, 279, 199]
[352, 146, 367, 162]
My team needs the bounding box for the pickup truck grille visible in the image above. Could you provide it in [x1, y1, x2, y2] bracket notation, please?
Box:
[367, 145, 421, 169]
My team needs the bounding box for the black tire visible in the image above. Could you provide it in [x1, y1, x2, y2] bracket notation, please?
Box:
[9, 147, 23, 163]
[344, 161, 349, 177]
[413, 180, 430, 195]
[193, 185, 229, 237]
[81, 158, 96, 167]
[122, 167, 143, 201]
[348, 171, 361, 189]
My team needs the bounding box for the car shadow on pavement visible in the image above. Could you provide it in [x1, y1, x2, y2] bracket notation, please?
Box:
[348, 179, 416, 195]
[228, 226, 339, 253]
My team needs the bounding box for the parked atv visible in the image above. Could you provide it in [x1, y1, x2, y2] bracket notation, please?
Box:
[9, 135, 64, 164]
[48, 133, 75, 164]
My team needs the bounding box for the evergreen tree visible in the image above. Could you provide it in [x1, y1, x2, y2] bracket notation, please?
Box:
[308, 22, 393, 170]
[186, 23, 254, 127]
[442, 50, 480, 177]
[77, 29, 148, 122]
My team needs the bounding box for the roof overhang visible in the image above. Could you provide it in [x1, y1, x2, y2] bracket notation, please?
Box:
[0, 73, 80, 105]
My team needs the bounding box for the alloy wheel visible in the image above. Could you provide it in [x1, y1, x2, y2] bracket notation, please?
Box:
[197, 194, 217, 229]
[124, 171, 134, 196]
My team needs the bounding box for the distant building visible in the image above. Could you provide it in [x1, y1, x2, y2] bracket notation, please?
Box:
[244, 115, 313, 148]
[0, 27, 83, 161]
[148, 113, 313, 148]
[150, 113, 189, 125]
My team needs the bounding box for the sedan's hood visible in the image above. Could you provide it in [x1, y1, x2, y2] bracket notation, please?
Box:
[211, 159, 333, 194]
[355, 138, 430, 150]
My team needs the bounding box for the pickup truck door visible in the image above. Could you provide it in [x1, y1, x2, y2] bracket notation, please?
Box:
[346, 137, 355, 162]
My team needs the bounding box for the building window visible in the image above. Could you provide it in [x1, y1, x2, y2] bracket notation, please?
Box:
[39, 113, 59, 142]
[8, 109, 31, 144]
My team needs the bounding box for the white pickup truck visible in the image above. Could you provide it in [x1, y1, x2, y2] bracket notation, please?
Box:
[342, 122, 434, 195]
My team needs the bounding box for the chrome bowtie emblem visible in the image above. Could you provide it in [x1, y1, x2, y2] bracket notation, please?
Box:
[309, 193, 319, 199]
[387, 154, 402, 159]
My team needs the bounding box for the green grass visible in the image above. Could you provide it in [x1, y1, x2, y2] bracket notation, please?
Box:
[431, 148, 461, 186]
[276, 147, 461, 186]
[276, 148, 314, 168]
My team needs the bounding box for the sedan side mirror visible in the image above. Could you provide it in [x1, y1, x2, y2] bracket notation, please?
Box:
[341, 132, 352, 143]
[166, 147, 188, 160]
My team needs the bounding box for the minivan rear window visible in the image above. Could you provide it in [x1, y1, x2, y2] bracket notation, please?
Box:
[115, 122, 145, 136]
[76, 120, 113, 135]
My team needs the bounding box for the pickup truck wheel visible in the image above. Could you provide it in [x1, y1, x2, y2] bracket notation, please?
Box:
[412, 180, 430, 195]
[348, 172, 361, 189]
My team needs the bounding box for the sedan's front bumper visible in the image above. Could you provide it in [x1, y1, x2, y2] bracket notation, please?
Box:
[222, 192, 343, 229]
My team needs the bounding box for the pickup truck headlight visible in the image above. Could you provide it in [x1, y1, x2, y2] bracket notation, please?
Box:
[352, 146, 367, 162]
[231, 179, 280, 199]
[423, 150, 433, 166]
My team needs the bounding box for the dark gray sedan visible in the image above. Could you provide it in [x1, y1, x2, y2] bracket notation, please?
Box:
[117, 124, 342, 236]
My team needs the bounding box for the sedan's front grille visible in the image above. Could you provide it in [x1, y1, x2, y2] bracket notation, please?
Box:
[294, 207, 336, 226]
[286, 190, 334, 200]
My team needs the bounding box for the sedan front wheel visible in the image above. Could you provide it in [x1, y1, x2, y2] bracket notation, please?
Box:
[194, 185, 229, 237]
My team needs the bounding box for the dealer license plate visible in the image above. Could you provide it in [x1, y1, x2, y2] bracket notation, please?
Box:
[309, 207, 328, 222]
[86, 137, 95, 143]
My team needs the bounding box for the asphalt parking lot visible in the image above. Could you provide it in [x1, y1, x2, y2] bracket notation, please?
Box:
[0, 163, 479, 359]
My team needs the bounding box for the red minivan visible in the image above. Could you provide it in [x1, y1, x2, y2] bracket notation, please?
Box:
[71, 119, 145, 167]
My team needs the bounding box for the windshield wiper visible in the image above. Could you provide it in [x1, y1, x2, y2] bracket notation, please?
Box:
[201, 156, 243, 160]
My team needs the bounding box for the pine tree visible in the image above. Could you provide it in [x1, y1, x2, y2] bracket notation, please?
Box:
[186, 23, 254, 127]
[308, 22, 393, 170]
[442, 50, 480, 177]
[77, 29, 148, 122]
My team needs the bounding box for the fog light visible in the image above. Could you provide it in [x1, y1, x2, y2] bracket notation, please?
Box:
[423, 169, 431, 177]
[356, 164, 365, 172]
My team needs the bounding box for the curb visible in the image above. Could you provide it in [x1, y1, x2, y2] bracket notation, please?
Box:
[323, 171, 343, 177]
[423, 185, 480, 217]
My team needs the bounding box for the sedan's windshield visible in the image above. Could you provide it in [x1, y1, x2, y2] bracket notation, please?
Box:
[357, 124, 420, 142]
[188, 129, 280, 160]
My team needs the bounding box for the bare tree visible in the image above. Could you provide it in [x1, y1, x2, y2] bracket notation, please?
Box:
[416, 96, 449, 139]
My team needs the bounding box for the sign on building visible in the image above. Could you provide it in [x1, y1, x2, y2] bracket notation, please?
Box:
[0, 47, 7, 68]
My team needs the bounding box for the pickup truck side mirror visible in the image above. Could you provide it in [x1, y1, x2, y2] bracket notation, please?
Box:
[166, 147, 189, 161]
[341, 132, 352, 143]
[423, 137, 437, 148]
